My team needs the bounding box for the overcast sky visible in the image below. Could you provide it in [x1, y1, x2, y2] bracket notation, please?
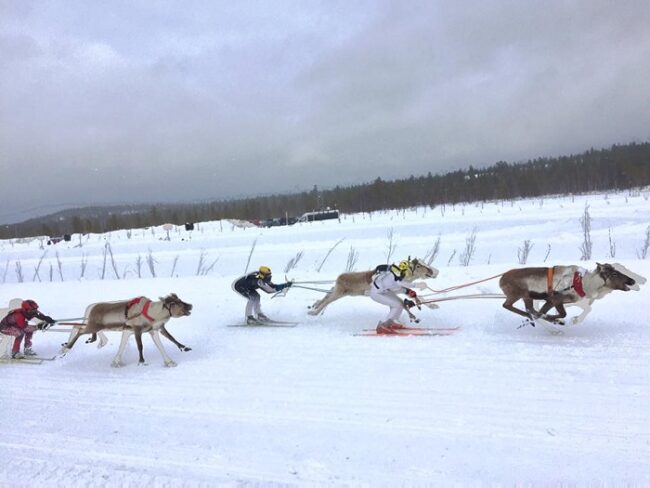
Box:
[1, 0, 649, 223]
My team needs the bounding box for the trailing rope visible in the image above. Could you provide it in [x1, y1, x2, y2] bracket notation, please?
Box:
[290, 280, 336, 285]
[415, 272, 505, 306]
[291, 284, 332, 293]
[419, 293, 506, 306]
[421, 272, 504, 295]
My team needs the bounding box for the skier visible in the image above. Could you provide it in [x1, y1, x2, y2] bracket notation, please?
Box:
[233, 266, 292, 324]
[0, 300, 55, 359]
[369, 259, 420, 333]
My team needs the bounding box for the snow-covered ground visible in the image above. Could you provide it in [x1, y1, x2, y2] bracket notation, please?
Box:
[1, 191, 649, 486]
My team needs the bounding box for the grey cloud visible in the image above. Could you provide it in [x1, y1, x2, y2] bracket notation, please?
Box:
[1, 0, 649, 223]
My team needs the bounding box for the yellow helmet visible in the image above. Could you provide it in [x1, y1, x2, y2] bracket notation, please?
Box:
[398, 260, 413, 277]
[258, 266, 272, 277]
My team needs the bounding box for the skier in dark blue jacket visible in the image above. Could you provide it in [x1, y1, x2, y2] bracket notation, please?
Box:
[233, 266, 292, 324]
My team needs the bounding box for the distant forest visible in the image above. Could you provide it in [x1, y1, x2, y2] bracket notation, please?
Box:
[3, 142, 650, 239]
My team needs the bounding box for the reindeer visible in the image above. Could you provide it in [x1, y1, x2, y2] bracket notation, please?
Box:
[308, 258, 438, 316]
[61, 293, 192, 367]
[499, 263, 645, 325]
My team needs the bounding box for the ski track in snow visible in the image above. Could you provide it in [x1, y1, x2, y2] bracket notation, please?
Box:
[1, 192, 649, 485]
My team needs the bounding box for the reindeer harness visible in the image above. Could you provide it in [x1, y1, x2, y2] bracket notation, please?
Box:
[125, 297, 156, 323]
[546, 267, 586, 298]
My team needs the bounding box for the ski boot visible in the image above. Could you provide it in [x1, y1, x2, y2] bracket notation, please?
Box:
[376, 321, 397, 334]
[23, 347, 38, 357]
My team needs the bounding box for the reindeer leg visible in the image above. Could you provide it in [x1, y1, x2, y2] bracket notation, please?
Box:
[150, 330, 177, 367]
[308, 289, 341, 316]
[134, 328, 146, 365]
[159, 325, 191, 352]
[569, 299, 592, 324]
[97, 331, 108, 349]
[111, 329, 132, 367]
[523, 298, 541, 318]
[502, 297, 536, 319]
[61, 326, 84, 355]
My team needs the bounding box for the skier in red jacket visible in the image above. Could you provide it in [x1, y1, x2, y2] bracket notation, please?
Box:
[0, 300, 55, 359]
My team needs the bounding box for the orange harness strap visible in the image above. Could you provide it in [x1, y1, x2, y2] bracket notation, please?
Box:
[547, 267, 555, 295]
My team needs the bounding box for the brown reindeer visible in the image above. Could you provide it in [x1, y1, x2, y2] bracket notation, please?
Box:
[62, 293, 192, 367]
[499, 263, 644, 325]
[308, 258, 438, 316]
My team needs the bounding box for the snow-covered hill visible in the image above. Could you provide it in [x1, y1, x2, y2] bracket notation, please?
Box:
[1, 191, 649, 485]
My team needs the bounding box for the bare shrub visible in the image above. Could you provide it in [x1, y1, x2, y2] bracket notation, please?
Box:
[55, 251, 64, 281]
[579, 204, 592, 261]
[285, 250, 304, 273]
[608, 228, 616, 258]
[147, 249, 157, 278]
[80, 253, 88, 279]
[458, 228, 477, 267]
[100, 243, 108, 280]
[2, 260, 9, 283]
[135, 255, 143, 278]
[543, 244, 552, 263]
[345, 246, 359, 272]
[424, 235, 441, 265]
[170, 255, 180, 277]
[197, 253, 219, 276]
[447, 250, 457, 266]
[385, 228, 397, 264]
[244, 237, 258, 274]
[317, 238, 345, 272]
[517, 240, 534, 265]
[106, 243, 120, 280]
[15, 261, 24, 283]
[196, 250, 206, 276]
[637, 225, 650, 259]
[32, 251, 48, 282]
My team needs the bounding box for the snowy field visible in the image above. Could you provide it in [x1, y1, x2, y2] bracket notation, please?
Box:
[1, 191, 649, 486]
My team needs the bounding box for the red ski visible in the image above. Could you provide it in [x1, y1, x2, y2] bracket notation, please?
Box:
[354, 327, 459, 337]
[360, 326, 460, 333]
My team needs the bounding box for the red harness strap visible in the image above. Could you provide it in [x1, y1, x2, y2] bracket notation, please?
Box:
[126, 297, 156, 323]
[572, 271, 586, 297]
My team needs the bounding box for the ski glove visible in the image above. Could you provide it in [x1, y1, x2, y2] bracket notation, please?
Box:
[406, 288, 417, 298]
[275, 282, 292, 291]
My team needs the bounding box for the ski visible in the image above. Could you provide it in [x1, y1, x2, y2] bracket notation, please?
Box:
[0, 357, 45, 365]
[361, 326, 460, 332]
[354, 328, 457, 337]
[227, 322, 298, 328]
[259, 319, 299, 325]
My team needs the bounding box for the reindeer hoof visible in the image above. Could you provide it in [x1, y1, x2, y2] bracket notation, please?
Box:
[307, 310, 318, 316]
[111, 361, 125, 368]
[137, 361, 149, 367]
[181, 346, 192, 352]
[165, 361, 178, 368]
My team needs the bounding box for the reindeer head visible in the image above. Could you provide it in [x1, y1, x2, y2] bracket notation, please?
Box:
[596, 263, 636, 292]
[410, 257, 439, 279]
[162, 293, 193, 317]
